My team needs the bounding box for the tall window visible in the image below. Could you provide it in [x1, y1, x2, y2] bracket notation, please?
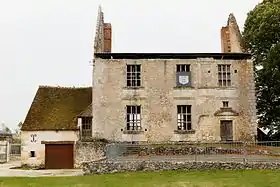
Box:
[126, 105, 141, 131]
[177, 105, 192, 131]
[127, 64, 141, 87]
[81, 117, 92, 137]
[176, 64, 190, 72]
[218, 64, 231, 87]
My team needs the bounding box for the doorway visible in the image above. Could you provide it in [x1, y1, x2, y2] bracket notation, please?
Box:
[220, 120, 233, 141]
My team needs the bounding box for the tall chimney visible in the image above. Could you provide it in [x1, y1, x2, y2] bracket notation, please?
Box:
[221, 13, 244, 53]
[94, 6, 112, 53]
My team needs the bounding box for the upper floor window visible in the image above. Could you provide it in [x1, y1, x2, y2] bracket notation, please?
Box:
[176, 64, 191, 86]
[127, 64, 141, 87]
[177, 64, 190, 72]
[126, 105, 141, 131]
[218, 64, 231, 87]
[81, 117, 92, 138]
[177, 105, 192, 131]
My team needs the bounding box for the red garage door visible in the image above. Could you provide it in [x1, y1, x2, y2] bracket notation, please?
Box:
[45, 144, 74, 169]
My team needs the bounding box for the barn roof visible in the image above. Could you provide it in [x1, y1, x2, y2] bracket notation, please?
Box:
[21, 86, 92, 131]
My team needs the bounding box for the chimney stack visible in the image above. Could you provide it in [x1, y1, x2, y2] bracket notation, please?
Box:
[94, 6, 112, 53]
[221, 13, 244, 53]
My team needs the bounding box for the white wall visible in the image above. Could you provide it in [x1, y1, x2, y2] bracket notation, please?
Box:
[21, 131, 79, 167]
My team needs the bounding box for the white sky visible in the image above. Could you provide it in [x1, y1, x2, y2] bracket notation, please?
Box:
[0, 0, 261, 130]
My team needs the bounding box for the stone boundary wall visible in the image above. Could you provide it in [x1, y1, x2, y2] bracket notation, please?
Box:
[82, 161, 280, 175]
[75, 141, 106, 168]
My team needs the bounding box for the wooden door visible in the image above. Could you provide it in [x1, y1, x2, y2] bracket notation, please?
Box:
[220, 120, 233, 141]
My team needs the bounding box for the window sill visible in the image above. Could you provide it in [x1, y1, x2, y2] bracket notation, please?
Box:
[122, 130, 144, 134]
[174, 130, 195, 134]
[123, 86, 144, 90]
[173, 86, 194, 90]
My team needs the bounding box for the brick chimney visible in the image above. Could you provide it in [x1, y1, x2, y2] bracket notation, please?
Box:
[221, 13, 244, 53]
[94, 6, 112, 53]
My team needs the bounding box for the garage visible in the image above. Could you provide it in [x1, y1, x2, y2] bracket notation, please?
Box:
[45, 143, 74, 169]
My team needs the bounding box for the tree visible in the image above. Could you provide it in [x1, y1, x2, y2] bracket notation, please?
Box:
[243, 0, 280, 139]
[14, 122, 23, 136]
[243, 0, 280, 65]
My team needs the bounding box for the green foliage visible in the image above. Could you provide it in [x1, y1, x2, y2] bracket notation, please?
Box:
[243, 0, 280, 65]
[243, 0, 280, 139]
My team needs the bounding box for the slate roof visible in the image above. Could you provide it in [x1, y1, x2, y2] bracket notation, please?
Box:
[21, 86, 92, 131]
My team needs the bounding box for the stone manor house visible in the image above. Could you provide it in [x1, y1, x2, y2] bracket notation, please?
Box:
[20, 7, 257, 169]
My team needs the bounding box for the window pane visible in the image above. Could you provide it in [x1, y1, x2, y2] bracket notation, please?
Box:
[136, 65, 141, 72]
[187, 105, 191, 113]
[223, 80, 227, 86]
[187, 123, 192, 130]
[127, 65, 131, 72]
[182, 106, 186, 113]
[127, 106, 131, 113]
[227, 65, 230, 71]
[137, 106, 141, 114]
[136, 73, 141, 79]
[187, 115, 191, 122]
[227, 73, 231, 80]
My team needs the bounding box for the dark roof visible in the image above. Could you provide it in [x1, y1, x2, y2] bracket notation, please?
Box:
[94, 53, 252, 60]
[22, 86, 92, 131]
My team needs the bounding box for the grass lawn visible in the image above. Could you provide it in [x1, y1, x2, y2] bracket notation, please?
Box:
[0, 170, 279, 187]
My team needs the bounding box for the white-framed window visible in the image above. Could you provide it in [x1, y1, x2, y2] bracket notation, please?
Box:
[218, 64, 231, 87]
[126, 105, 141, 131]
[177, 105, 192, 131]
[126, 64, 141, 87]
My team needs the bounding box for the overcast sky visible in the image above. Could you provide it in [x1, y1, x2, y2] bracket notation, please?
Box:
[0, 0, 261, 130]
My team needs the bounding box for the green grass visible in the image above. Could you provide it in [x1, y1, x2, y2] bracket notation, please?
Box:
[0, 170, 279, 187]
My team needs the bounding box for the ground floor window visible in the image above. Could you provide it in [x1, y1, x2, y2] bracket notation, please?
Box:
[177, 105, 192, 131]
[126, 105, 141, 131]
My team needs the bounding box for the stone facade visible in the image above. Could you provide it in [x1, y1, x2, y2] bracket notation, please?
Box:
[83, 160, 280, 175]
[92, 57, 257, 142]
[91, 9, 257, 143]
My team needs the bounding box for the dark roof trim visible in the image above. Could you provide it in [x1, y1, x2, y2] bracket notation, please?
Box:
[94, 53, 252, 60]
[41, 141, 75, 145]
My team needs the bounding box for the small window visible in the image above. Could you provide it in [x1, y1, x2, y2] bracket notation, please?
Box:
[126, 105, 141, 131]
[222, 101, 229, 108]
[30, 151, 35, 157]
[81, 117, 92, 138]
[126, 64, 141, 87]
[176, 64, 190, 72]
[177, 105, 192, 131]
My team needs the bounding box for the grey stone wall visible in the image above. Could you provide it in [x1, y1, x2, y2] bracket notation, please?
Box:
[92, 58, 257, 142]
[75, 141, 106, 168]
[83, 160, 280, 175]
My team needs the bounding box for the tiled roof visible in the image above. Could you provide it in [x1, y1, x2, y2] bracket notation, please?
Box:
[21, 86, 92, 131]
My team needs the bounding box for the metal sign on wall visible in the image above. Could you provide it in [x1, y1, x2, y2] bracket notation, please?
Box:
[176, 72, 191, 86]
